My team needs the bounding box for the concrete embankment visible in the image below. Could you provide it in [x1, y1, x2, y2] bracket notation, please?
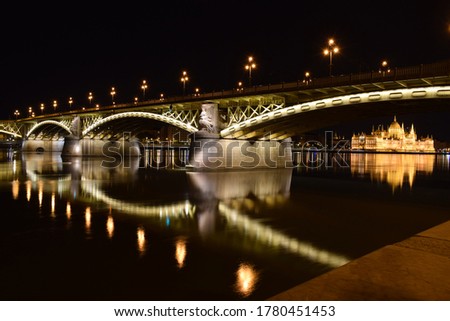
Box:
[269, 220, 450, 300]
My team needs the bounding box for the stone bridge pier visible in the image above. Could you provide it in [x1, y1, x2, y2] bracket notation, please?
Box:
[188, 102, 293, 169]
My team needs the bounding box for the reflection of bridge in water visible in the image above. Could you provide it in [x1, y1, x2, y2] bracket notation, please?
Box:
[16, 154, 350, 268]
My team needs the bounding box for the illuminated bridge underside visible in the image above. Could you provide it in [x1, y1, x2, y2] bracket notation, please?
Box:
[221, 86, 450, 140]
[82, 111, 198, 137]
[26, 120, 72, 139]
[0, 122, 23, 138]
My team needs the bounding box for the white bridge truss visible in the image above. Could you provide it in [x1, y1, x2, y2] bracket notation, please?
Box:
[0, 122, 23, 138]
[225, 98, 285, 126]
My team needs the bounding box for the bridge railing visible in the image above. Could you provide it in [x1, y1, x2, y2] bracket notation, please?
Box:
[12, 59, 450, 122]
[104, 58, 450, 108]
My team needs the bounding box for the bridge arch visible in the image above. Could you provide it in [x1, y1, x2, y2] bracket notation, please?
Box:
[26, 120, 72, 138]
[221, 86, 450, 140]
[82, 111, 198, 137]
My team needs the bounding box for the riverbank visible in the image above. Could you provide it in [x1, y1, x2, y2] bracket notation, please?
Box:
[269, 220, 450, 300]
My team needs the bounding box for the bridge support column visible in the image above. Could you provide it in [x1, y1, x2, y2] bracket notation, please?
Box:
[189, 102, 293, 169]
[188, 133, 293, 169]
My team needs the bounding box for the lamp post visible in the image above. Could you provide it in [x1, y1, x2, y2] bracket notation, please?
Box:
[28, 106, 33, 117]
[379, 60, 391, 76]
[68, 97, 73, 109]
[245, 56, 256, 86]
[160, 93, 164, 101]
[141, 80, 148, 100]
[111, 87, 116, 105]
[237, 81, 243, 92]
[180, 71, 189, 96]
[14, 109, 20, 119]
[88, 92, 93, 106]
[194, 88, 200, 97]
[53, 100, 58, 112]
[323, 38, 339, 76]
[303, 71, 312, 85]
[40, 103, 45, 114]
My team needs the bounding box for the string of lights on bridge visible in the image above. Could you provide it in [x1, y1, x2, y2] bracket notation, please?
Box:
[11, 38, 391, 120]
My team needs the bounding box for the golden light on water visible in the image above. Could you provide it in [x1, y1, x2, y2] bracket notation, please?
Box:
[175, 238, 187, 269]
[107, 216, 114, 239]
[85, 207, 91, 232]
[26, 180, 32, 202]
[234, 263, 259, 297]
[12, 180, 19, 200]
[66, 202, 71, 220]
[137, 226, 146, 254]
[38, 181, 43, 207]
[350, 153, 434, 192]
[51, 193, 56, 217]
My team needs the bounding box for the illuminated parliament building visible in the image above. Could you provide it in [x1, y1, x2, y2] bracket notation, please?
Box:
[351, 116, 435, 152]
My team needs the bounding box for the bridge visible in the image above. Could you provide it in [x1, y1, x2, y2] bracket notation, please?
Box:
[1, 59, 450, 167]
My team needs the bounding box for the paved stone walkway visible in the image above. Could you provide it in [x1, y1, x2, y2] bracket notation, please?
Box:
[269, 220, 450, 300]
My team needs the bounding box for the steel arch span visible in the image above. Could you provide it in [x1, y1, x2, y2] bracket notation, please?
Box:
[26, 120, 72, 138]
[220, 86, 450, 140]
[82, 111, 198, 137]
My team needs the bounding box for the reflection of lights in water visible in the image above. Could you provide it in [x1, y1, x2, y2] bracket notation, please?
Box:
[175, 238, 187, 269]
[235, 263, 259, 297]
[12, 160, 16, 174]
[219, 203, 349, 267]
[38, 181, 43, 207]
[51, 193, 56, 217]
[26, 181, 32, 202]
[185, 200, 190, 215]
[85, 207, 91, 232]
[12, 180, 19, 200]
[66, 202, 71, 220]
[350, 153, 434, 192]
[137, 227, 146, 254]
[81, 181, 195, 219]
[107, 216, 114, 239]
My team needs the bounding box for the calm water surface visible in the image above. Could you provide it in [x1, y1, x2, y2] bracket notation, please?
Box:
[1, 150, 449, 300]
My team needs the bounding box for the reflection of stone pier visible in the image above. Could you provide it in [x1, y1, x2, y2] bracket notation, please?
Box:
[22, 139, 65, 153]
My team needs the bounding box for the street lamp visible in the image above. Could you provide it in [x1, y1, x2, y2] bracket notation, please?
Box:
[40, 103, 45, 114]
[14, 109, 20, 119]
[53, 100, 58, 112]
[28, 106, 33, 117]
[323, 38, 339, 76]
[303, 71, 312, 85]
[141, 80, 148, 100]
[180, 71, 188, 95]
[237, 81, 243, 92]
[68, 97, 73, 109]
[194, 88, 200, 97]
[160, 93, 165, 101]
[245, 56, 256, 86]
[88, 92, 93, 106]
[379, 60, 391, 76]
[134, 97, 138, 105]
[111, 87, 116, 105]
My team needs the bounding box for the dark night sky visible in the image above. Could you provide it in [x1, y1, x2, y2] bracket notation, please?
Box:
[1, 1, 450, 139]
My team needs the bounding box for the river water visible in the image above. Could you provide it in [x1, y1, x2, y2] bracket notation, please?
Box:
[0, 150, 449, 300]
